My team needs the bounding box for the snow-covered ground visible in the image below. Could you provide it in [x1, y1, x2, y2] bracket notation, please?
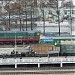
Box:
[72, 31, 75, 35]
[11, 20, 75, 35]
[35, 21, 69, 27]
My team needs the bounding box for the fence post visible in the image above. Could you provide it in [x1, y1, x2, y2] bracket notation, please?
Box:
[15, 63, 17, 68]
[60, 59, 63, 67]
[38, 63, 40, 68]
[15, 59, 17, 68]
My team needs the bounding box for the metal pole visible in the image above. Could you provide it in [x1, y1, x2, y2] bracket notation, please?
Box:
[15, 32, 17, 67]
[15, 32, 16, 58]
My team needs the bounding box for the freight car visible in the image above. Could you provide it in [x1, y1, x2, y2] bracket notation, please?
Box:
[0, 31, 40, 45]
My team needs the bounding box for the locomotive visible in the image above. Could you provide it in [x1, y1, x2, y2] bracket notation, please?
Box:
[0, 31, 40, 45]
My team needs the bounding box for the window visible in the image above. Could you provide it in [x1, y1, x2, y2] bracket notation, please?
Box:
[64, 10, 67, 14]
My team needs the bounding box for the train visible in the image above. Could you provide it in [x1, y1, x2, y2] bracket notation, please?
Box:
[40, 35, 75, 47]
[0, 45, 35, 58]
[0, 31, 40, 45]
[48, 44, 75, 56]
[60, 44, 75, 56]
[0, 44, 75, 58]
[0, 31, 75, 45]
[39, 36, 75, 56]
[0, 31, 75, 57]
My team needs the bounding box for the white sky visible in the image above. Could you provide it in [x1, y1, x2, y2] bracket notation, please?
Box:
[64, 0, 75, 5]
[72, 0, 75, 5]
[58, 0, 75, 7]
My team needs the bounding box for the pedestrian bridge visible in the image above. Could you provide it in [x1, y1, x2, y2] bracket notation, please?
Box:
[0, 57, 75, 68]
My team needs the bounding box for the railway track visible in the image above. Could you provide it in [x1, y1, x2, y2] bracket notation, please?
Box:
[0, 64, 75, 75]
[0, 61, 74, 75]
[0, 69, 75, 75]
[0, 67, 75, 71]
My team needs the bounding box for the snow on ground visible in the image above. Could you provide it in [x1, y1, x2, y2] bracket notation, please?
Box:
[72, 31, 75, 35]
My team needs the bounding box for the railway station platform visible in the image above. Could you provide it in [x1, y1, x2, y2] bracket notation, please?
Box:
[0, 57, 75, 68]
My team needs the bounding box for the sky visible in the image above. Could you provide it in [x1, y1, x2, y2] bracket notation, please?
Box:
[63, 0, 75, 5]
[72, 0, 75, 5]
[56, 0, 75, 7]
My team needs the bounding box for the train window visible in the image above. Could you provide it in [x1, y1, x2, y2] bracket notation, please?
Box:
[0, 33, 4, 36]
[24, 32, 28, 38]
[28, 32, 34, 38]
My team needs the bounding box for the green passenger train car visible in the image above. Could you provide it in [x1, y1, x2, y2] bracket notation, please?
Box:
[40, 36, 75, 47]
